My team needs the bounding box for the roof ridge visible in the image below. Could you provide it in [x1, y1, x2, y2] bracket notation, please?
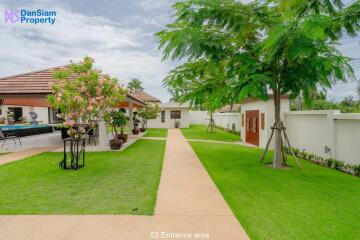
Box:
[0, 64, 69, 81]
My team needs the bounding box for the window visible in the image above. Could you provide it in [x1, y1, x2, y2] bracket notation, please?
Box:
[170, 110, 181, 119]
[241, 114, 244, 127]
[161, 111, 165, 123]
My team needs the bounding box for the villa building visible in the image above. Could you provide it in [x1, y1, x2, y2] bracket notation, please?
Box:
[0, 66, 145, 126]
[147, 102, 190, 128]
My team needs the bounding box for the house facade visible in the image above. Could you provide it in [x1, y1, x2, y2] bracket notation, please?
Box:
[239, 96, 290, 148]
[147, 103, 190, 128]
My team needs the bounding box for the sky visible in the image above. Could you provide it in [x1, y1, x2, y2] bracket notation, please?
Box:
[0, 0, 359, 102]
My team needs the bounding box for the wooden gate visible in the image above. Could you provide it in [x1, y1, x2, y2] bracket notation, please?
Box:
[245, 110, 259, 146]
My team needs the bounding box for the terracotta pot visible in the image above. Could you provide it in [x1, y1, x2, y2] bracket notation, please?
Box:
[140, 128, 146, 132]
[118, 134, 128, 143]
[132, 129, 140, 135]
[109, 139, 123, 150]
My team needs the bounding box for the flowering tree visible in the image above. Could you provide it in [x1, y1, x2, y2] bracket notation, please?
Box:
[48, 56, 125, 139]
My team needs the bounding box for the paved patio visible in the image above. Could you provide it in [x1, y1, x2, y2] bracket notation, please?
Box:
[0, 132, 62, 153]
[0, 129, 249, 240]
[0, 131, 145, 166]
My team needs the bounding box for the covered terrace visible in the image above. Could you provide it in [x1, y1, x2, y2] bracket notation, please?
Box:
[0, 66, 146, 147]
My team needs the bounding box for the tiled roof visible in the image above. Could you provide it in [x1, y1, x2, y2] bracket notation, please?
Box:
[131, 91, 161, 103]
[0, 66, 145, 107]
[0, 66, 68, 95]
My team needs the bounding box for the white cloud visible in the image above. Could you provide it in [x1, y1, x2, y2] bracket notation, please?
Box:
[0, 0, 359, 103]
[0, 2, 172, 101]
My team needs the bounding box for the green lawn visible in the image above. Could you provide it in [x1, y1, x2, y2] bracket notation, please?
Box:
[181, 125, 241, 142]
[190, 142, 360, 240]
[144, 128, 168, 138]
[0, 139, 165, 215]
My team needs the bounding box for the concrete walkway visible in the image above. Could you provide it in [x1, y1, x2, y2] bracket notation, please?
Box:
[0, 147, 60, 166]
[0, 129, 249, 240]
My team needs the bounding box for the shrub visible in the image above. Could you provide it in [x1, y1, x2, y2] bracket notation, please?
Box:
[333, 160, 344, 170]
[325, 159, 334, 168]
[354, 165, 360, 176]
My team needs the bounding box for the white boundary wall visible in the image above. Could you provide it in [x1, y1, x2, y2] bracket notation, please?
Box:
[213, 112, 241, 132]
[285, 110, 360, 165]
[189, 111, 209, 125]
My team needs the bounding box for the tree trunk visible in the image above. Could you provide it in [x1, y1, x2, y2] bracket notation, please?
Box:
[273, 88, 283, 168]
[296, 95, 302, 110]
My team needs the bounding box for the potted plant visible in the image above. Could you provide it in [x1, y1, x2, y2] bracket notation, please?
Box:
[132, 111, 140, 135]
[174, 119, 180, 128]
[138, 103, 159, 132]
[107, 110, 129, 150]
[114, 110, 129, 142]
[48, 56, 126, 162]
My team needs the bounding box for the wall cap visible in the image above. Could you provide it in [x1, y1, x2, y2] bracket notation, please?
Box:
[333, 114, 360, 120]
[285, 110, 341, 115]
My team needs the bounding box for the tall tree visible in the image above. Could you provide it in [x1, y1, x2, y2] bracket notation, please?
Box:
[164, 59, 233, 132]
[127, 78, 144, 93]
[157, 0, 357, 168]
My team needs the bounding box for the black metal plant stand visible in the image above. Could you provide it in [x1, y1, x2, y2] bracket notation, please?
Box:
[59, 138, 85, 170]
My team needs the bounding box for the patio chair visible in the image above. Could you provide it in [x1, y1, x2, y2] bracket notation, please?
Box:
[0, 127, 22, 147]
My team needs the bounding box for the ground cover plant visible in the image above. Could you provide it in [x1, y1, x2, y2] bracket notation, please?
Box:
[181, 125, 240, 142]
[190, 141, 360, 240]
[0, 139, 165, 215]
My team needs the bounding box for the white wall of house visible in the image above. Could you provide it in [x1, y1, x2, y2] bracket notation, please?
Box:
[189, 111, 209, 125]
[34, 107, 49, 124]
[147, 103, 190, 128]
[285, 110, 360, 165]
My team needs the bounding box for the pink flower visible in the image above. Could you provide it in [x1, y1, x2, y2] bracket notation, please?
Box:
[96, 87, 102, 96]
[79, 127, 86, 134]
[74, 95, 83, 102]
[63, 120, 75, 128]
[87, 105, 94, 111]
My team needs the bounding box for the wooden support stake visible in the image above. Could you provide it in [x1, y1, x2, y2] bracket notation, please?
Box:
[281, 122, 302, 169]
[260, 123, 276, 162]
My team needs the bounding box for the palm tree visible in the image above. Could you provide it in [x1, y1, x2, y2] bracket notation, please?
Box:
[127, 78, 144, 93]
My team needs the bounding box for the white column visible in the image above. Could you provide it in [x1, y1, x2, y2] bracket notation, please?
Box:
[98, 120, 108, 147]
[128, 102, 134, 132]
